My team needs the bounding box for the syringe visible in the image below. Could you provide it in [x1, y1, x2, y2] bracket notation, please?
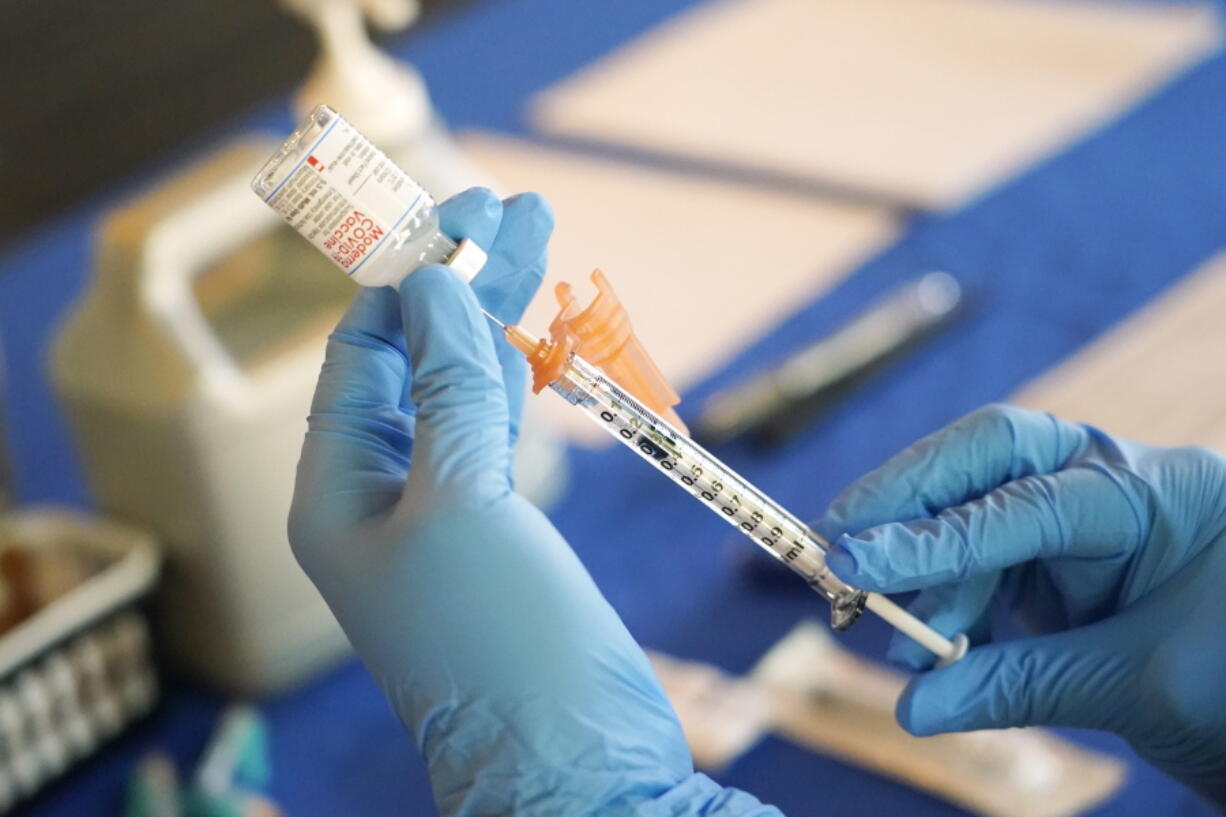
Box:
[249, 103, 965, 664]
[491, 313, 968, 665]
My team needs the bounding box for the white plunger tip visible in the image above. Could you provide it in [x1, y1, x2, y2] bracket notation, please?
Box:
[864, 592, 966, 665]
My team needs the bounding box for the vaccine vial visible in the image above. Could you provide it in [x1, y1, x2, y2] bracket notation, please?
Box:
[251, 104, 486, 287]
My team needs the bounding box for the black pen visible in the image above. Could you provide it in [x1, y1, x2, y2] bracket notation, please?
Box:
[694, 272, 963, 445]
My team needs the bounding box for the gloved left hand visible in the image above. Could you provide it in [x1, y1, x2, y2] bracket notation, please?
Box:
[816, 405, 1226, 807]
[288, 188, 781, 817]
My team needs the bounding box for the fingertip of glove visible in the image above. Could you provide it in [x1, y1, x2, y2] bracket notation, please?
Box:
[453, 186, 502, 214]
[504, 192, 556, 240]
[506, 190, 553, 216]
[810, 516, 843, 544]
[400, 263, 463, 296]
[886, 636, 937, 673]
[895, 678, 943, 737]
[438, 188, 504, 238]
[824, 538, 860, 582]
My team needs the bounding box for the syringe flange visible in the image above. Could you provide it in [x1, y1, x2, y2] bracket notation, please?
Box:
[827, 590, 868, 631]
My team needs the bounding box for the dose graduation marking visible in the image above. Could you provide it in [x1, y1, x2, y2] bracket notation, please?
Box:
[554, 354, 866, 628]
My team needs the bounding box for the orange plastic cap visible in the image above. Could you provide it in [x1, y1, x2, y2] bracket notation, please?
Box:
[509, 269, 685, 431]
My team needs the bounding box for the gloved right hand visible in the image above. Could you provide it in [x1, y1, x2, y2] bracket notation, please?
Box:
[288, 188, 782, 817]
[817, 405, 1226, 808]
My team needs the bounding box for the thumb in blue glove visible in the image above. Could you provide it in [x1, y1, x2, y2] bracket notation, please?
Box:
[289, 188, 781, 817]
[819, 404, 1226, 808]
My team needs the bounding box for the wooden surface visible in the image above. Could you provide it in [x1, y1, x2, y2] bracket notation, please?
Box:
[1015, 250, 1226, 451]
[532, 0, 1220, 208]
[650, 622, 1126, 817]
[458, 131, 898, 441]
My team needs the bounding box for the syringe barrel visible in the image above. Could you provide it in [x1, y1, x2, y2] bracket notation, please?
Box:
[549, 354, 867, 630]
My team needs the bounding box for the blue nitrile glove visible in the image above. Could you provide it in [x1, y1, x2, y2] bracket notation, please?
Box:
[288, 187, 781, 817]
[817, 404, 1226, 807]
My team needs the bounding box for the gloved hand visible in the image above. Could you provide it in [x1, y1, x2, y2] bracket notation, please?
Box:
[817, 404, 1226, 808]
[288, 188, 781, 817]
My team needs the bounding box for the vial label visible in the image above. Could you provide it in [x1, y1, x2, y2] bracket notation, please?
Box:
[262, 116, 425, 275]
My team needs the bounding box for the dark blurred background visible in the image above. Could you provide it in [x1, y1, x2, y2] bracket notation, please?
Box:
[0, 0, 471, 246]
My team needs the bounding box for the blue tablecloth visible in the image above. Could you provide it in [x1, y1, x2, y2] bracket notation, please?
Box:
[4, 0, 1226, 814]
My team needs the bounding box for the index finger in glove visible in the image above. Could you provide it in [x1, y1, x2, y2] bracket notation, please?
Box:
[826, 462, 1140, 593]
[399, 265, 512, 513]
[814, 404, 1091, 543]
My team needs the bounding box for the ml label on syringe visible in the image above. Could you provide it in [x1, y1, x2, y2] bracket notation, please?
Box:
[260, 115, 425, 275]
[548, 352, 869, 629]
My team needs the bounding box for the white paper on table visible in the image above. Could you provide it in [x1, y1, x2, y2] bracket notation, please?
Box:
[458, 131, 898, 443]
[532, 0, 1220, 208]
[648, 621, 1125, 817]
[1014, 251, 1226, 452]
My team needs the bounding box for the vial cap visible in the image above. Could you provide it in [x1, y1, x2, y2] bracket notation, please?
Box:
[445, 239, 488, 283]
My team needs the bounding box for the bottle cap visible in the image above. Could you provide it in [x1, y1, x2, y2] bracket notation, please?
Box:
[445, 239, 488, 283]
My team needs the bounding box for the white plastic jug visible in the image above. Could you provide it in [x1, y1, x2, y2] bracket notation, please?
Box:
[52, 142, 356, 693]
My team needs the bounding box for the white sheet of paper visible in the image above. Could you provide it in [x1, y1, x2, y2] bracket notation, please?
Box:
[1014, 251, 1226, 451]
[458, 131, 898, 442]
[532, 0, 1220, 208]
[648, 622, 1125, 817]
